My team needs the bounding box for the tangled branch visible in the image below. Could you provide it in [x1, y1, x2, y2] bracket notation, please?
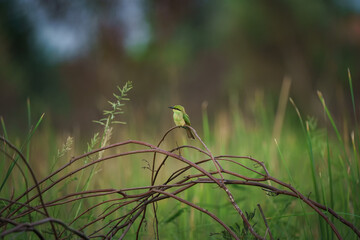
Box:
[0, 127, 359, 239]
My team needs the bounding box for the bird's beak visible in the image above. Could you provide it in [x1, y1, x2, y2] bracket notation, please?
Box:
[168, 106, 174, 109]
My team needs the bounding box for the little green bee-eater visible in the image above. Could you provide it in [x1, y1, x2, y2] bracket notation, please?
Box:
[169, 105, 195, 139]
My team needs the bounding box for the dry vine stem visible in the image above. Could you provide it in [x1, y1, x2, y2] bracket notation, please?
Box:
[0, 128, 359, 239]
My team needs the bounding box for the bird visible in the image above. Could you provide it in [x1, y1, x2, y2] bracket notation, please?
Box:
[169, 105, 195, 139]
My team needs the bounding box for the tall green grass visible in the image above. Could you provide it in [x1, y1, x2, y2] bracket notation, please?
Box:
[1, 76, 359, 239]
[195, 77, 359, 239]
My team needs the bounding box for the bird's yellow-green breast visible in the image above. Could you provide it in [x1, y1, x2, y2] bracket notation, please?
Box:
[169, 105, 195, 139]
[169, 105, 190, 126]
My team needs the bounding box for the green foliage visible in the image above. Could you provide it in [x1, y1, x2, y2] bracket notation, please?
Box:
[164, 208, 187, 224]
[210, 209, 257, 240]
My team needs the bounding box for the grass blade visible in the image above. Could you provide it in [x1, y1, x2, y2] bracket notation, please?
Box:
[202, 101, 210, 145]
[274, 139, 312, 238]
[289, 98, 324, 236]
[289, 98, 320, 201]
[1, 116, 8, 139]
[317, 91, 354, 180]
[348, 69, 360, 182]
[26, 98, 31, 163]
[0, 113, 45, 193]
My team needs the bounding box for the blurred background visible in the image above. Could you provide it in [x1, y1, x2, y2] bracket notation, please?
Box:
[1, 2, 360, 238]
[1, 0, 360, 137]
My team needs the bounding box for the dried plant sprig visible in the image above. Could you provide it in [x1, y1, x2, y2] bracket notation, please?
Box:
[57, 136, 73, 159]
[93, 81, 133, 127]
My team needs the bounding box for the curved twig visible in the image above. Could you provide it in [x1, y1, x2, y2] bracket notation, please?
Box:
[0, 217, 89, 239]
[1, 130, 358, 239]
[0, 136, 58, 239]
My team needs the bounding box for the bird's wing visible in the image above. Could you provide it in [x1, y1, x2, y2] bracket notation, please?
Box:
[183, 113, 191, 126]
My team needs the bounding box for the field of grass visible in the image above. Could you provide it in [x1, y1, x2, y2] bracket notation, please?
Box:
[1, 78, 360, 239]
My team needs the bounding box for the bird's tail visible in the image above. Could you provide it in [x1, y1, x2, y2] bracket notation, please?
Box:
[185, 127, 195, 139]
